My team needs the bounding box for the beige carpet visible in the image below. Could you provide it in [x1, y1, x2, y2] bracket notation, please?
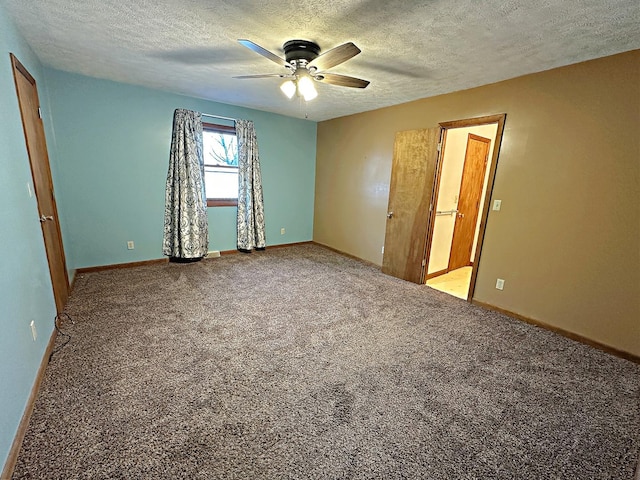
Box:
[13, 244, 640, 479]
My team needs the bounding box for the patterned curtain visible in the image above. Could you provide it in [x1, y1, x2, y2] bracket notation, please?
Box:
[162, 109, 209, 259]
[236, 119, 266, 251]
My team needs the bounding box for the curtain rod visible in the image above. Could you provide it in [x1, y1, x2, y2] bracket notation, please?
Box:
[201, 113, 236, 122]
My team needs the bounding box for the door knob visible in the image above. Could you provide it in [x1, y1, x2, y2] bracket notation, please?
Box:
[39, 214, 54, 222]
[457, 212, 465, 219]
[387, 212, 394, 219]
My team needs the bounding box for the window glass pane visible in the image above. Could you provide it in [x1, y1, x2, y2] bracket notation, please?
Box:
[203, 130, 238, 166]
[203, 127, 238, 201]
[204, 167, 238, 199]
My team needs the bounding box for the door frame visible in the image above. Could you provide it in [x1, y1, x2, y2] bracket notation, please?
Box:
[426, 114, 506, 301]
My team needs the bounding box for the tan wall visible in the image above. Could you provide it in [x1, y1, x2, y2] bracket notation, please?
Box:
[314, 50, 640, 356]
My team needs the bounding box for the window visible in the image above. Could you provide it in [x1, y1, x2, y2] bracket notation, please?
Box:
[203, 122, 238, 207]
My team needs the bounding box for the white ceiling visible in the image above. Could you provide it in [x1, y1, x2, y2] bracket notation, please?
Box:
[2, 0, 639, 121]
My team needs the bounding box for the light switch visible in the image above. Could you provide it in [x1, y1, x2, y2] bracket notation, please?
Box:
[492, 199, 502, 211]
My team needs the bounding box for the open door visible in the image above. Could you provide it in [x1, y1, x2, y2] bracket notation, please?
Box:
[382, 128, 441, 283]
[448, 134, 491, 271]
[11, 54, 69, 312]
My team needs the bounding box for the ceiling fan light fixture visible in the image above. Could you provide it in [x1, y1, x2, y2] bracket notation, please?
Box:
[280, 79, 296, 99]
[236, 38, 369, 104]
[297, 75, 317, 101]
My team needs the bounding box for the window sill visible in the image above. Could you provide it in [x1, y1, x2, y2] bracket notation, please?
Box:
[207, 199, 238, 207]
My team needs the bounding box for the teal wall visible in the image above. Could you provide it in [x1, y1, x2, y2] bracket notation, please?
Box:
[44, 69, 317, 269]
[0, 5, 58, 472]
[1, 14, 316, 471]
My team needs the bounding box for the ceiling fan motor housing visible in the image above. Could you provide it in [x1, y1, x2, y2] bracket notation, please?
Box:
[283, 40, 320, 64]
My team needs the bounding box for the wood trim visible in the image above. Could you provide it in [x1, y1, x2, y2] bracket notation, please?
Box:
[422, 128, 446, 284]
[419, 128, 443, 284]
[1, 329, 57, 479]
[218, 241, 315, 256]
[468, 133, 491, 144]
[265, 241, 314, 250]
[312, 241, 380, 269]
[472, 300, 640, 364]
[467, 114, 506, 301]
[425, 268, 448, 280]
[416, 127, 445, 285]
[76, 243, 317, 272]
[207, 198, 238, 207]
[436, 113, 507, 301]
[439, 114, 506, 130]
[75, 258, 169, 274]
[202, 122, 235, 133]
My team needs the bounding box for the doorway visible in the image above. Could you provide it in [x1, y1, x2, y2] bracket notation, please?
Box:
[426, 122, 499, 300]
[382, 114, 506, 301]
[11, 54, 69, 312]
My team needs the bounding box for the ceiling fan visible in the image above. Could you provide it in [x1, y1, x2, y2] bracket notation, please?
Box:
[234, 39, 370, 101]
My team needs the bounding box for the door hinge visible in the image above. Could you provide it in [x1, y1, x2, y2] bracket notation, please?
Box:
[422, 259, 426, 267]
[38, 107, 42, 119]
[429, 203, 433, 212]
[437, 142, 442, 152]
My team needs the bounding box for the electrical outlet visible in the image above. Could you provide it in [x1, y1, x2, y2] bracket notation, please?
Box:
[496, 278, 505, 290]
[30, 320, 37, 341]
[280, 228, 285, 235]
[127, 241, 135, 250]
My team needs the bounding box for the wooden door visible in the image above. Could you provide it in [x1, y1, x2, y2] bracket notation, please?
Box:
[382, 128, 441, 283]
[11, 54, 69, 312]
[448, 134, 490, 271]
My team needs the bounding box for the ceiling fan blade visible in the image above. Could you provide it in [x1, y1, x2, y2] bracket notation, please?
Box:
[316, 73, 370, 89]
[308, 42, 361, 71]
[233, 73, 294, 79]
[238, 39, 292, 68]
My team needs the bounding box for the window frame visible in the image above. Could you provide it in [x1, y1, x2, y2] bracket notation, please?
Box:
[202, 122, 239, 207]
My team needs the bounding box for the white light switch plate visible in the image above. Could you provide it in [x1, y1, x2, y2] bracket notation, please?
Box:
[492, 199, 502, 211]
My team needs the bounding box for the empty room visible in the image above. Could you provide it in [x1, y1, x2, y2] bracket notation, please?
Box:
[1, 1, 639, 478]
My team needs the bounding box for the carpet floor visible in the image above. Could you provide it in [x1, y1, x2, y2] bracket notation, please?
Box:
[13, 244, 640, 479]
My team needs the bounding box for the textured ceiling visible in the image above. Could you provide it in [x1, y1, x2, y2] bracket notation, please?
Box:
[2, 0, 639, 121]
